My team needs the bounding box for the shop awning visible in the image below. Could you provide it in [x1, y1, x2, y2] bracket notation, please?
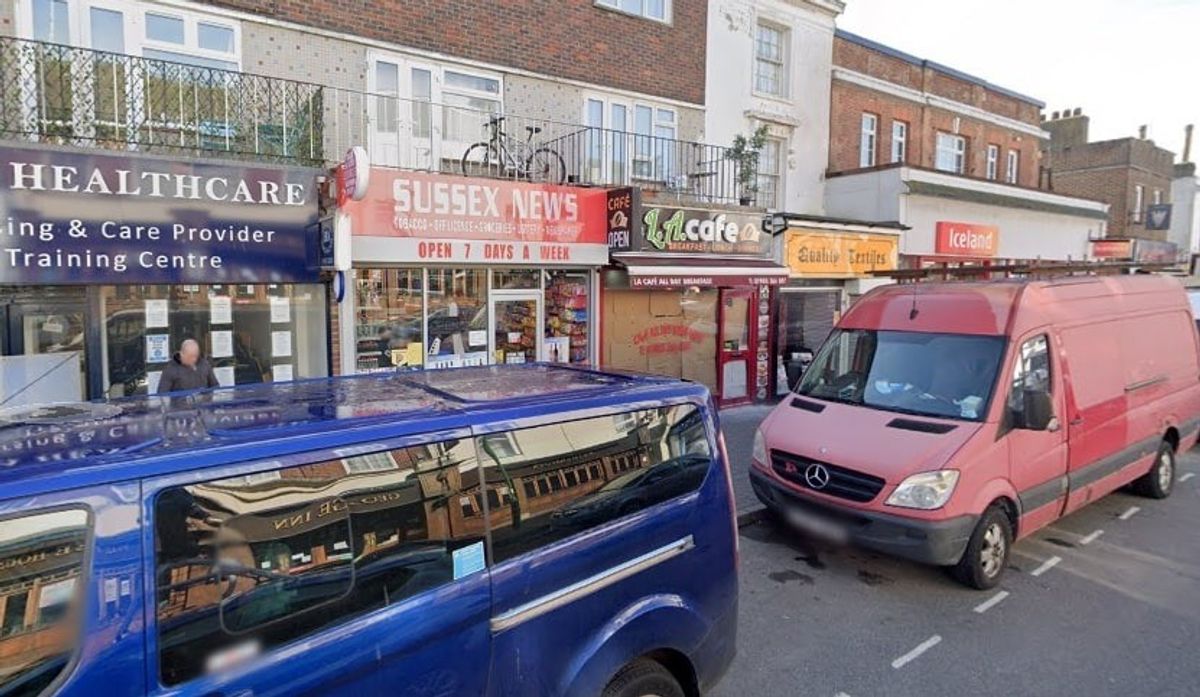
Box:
[613, 255, 789, 288]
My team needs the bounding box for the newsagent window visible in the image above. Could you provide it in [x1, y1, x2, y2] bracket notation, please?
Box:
[101, 284, 327, 397]
[154, 438, 484, 685]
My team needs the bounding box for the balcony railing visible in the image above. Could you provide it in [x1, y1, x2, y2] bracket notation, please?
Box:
[0, 36, 323, 164]
[0, 37, 752, 204]
[322, 88, 752, 204]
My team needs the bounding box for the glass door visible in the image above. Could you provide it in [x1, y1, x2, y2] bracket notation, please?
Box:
[717, 288, 755, 406]
[491, 292, 541, 366]
[0, 288, 89, 404]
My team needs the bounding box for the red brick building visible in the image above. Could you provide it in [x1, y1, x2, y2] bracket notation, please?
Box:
[822, 30, 1109, 268]
[829, 30, 1045, 187]
[1043, 112, 1177, 244]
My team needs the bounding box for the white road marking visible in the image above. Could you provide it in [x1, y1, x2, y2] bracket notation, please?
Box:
[1031, 556, 1062, 577]
[1079, 529, 1105, 545]
[891, 635, 942, 669]
[973, 590, 1010, 614]
[835, 693, 853, 697]
[1118, 506, 1141, 520]
[1180, 472, 1196, 482]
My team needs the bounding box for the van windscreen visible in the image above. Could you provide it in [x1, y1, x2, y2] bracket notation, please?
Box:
[796, 329, 1006, 422]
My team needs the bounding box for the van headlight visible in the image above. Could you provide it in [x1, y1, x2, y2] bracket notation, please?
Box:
[885, 471, 960, 510]
[752, 428, 768, 466]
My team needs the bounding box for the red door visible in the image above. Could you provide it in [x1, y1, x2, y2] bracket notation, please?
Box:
[717, 288, 756, 407]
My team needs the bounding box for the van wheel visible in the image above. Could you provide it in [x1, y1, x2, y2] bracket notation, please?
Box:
[601, 658, 684, 697]
[1132, 441, 1175, 499]
[951, 504, 1012, 590]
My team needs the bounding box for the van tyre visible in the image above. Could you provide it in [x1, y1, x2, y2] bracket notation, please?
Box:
[952, 504, 1012, 590]
[1132, 441, 1175, 499]
[601, 658, 684, 697]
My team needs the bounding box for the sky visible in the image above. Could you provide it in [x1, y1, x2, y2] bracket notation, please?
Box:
[838, 0, 1200, 160]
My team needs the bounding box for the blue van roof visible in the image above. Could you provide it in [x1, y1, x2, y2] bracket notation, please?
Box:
[0, 365, 704, 498]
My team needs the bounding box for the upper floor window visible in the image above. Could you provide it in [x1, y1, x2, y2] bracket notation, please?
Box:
[890, 120, 907, 164]
[756, 138, 783, 209]
[935, 133, 966, 174]
[1005, 150, 1019, 185]
[859, 114, 878, 168]
[986, 145, 1000, 181]
[1152, 189, 1163, 205]
[754, 22, 788, 97]
[1134, 184, 1145, 223]
[595, 0, 670, 22]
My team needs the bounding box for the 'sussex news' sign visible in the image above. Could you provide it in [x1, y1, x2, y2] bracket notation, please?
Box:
[0, 146, 321, 284]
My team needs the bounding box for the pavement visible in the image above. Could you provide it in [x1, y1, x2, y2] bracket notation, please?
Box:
[709, 415, 1200, 697]
[717, 402, 775, 518]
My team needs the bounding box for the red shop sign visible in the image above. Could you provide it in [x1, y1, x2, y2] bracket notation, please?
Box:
[935, 221, 1000, 257]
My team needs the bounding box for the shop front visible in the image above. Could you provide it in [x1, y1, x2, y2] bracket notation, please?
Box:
[773, 218, 901, 395]
[339, 170, 609, 373]
[601, 193, 788, 406]
[0, 145, 326, 405]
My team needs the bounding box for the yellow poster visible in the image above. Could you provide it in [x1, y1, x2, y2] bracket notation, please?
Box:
[785, 229, 899, 278]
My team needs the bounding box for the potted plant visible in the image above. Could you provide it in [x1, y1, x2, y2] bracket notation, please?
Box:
[727, 124, 769, 206]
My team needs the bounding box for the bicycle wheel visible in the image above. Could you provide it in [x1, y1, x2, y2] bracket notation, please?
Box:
[462, 142, 501, 178]
[526, 148, 567, 185]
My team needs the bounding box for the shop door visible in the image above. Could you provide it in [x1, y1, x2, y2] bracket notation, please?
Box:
[0, 291, 89, 405]
[491, 292, 542, 365]
[717, 288, 755, 406]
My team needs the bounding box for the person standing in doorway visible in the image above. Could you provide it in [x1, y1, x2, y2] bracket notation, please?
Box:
[157, 338, 220, 394]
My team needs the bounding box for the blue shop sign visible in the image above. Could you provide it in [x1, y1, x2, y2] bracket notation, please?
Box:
[0, 146, 321, 284]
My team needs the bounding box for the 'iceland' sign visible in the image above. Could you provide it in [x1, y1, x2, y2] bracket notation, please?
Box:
[0, 146, 321, 284]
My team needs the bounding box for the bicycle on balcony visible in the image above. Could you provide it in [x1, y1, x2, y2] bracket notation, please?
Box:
[461, 116, 567, 185]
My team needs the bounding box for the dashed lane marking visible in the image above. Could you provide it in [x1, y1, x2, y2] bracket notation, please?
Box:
[891, 635, 941, 669]
[1118, 506, 1141, 521]
[1180, 472, 1196, 482]
[1031, 556, 1062, 577]
[1079, 529, 1105, 545]
[973, 590, 1010, 614]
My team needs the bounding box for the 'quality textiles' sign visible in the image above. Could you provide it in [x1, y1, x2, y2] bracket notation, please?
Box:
[0, 146, 321, 284]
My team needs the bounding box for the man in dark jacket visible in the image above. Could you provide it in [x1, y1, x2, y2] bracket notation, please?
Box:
[157, 339, 220, 394]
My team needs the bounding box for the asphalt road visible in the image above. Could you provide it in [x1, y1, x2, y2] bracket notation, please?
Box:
[712, 443, 1200, 697]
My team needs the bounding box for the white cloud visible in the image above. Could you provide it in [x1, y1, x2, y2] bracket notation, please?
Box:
[838, 0, 1200, 159]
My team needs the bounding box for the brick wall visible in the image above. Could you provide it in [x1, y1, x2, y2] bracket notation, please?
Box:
[1044, 133, 1176, 238]
[829, 80, 1043, 188]
[198, 0, 707, 105]
[830, 35, 1045, 189]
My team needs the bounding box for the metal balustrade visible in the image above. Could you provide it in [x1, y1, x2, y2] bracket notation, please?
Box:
[0, 37, 755, 204]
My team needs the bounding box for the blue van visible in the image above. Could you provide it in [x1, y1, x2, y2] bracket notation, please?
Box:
[0, 365, 737, 697]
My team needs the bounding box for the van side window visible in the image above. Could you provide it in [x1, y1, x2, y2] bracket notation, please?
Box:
[480, 404, 711, 564]
[1008, 335, 1051, 415]
[0, 509, 89, 697]
[154, 438, 484, 686]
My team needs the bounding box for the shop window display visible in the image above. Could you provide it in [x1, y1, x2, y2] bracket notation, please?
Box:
[427, 269, 488, 369]
[544, 271, 591, 364]
[101, 284, 326, 397]
[355, 269, 425, 372]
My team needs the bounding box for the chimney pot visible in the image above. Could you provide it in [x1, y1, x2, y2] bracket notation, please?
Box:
[1073, 107, 1082, 117]
[1138, 125, 1148, 140]
[1052, 111, 1060, 120]
[1185, 124, 1195, 163]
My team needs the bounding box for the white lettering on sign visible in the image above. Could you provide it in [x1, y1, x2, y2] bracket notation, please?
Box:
[683, 214, 739, 244]
[949, 229, 994, 250]
[391, 177, 578, 222]
[7, 162, 306, 205]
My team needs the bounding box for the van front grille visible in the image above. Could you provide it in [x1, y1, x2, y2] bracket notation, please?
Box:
[770, 450, 886, 503]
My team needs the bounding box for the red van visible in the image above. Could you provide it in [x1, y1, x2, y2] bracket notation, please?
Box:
[750, 275, 1200, 588]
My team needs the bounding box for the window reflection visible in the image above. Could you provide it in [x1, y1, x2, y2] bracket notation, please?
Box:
[479, 405, 711, 563]
[155, 439, 483, 685]
[0, 509, 89, 697]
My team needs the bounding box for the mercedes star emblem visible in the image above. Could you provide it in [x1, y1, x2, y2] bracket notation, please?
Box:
[804, 463, 831, 490]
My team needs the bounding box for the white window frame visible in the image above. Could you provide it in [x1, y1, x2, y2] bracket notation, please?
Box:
[935, 132, 966, 174]
[755, 136, 784, 209]
[986, 144, 999, 181]
[858, 113, 877, 168]
[1006, 149, 1019, 184]
[1133, 184, 1145, 223]
[753, 21, 788, 99]
[584, 94, 677, 184]
[595, 0, 671, 23]
[343, 451, 398, 474]
[1152, 189, 1163, 205]
[890, 120, 907, 164]
[18, 1, 241, 68]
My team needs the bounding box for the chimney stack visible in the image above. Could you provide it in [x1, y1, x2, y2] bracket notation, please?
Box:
[1138, 125, 1148, 140]
[1185, 124, 1194, 163]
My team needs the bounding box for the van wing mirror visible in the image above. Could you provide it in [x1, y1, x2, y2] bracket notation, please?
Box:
[1020, 389, 1055, 431]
